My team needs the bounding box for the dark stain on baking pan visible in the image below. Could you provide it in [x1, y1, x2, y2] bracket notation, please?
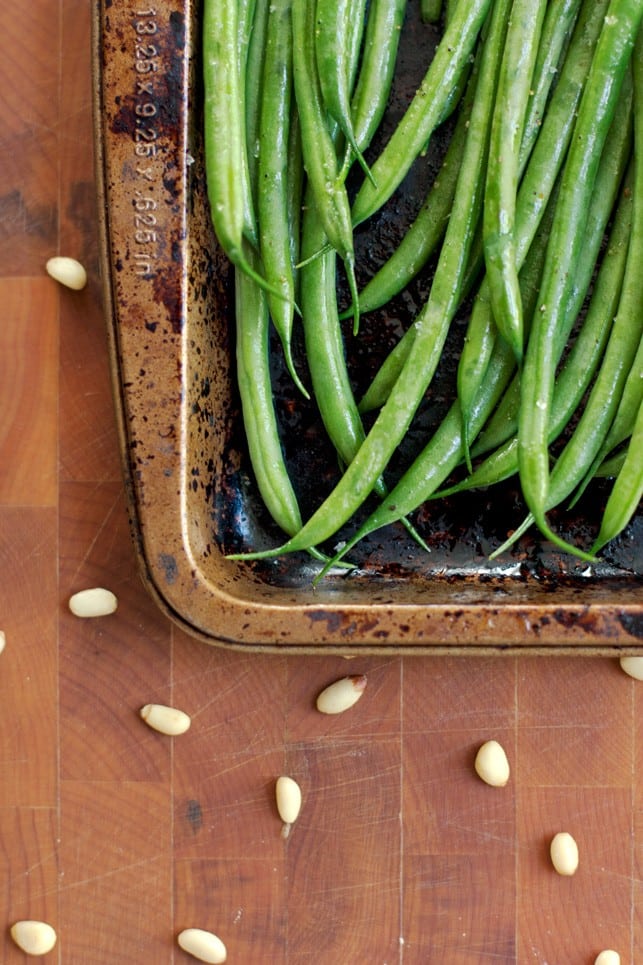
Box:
[618, 612, 643, 639]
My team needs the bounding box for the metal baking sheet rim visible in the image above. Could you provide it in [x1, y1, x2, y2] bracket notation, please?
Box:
[91, 0, 643, 654]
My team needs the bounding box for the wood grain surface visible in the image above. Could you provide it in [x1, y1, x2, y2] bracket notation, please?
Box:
[0, 2, 641, 963]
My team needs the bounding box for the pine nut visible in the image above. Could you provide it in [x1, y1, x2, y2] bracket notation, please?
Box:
[68, 587, 118, 618]
[619, 656, 643, 680]
[140, 703, 191, 736]
[316, 674, 367, 714]
[595, 951, 620, 965]
[45, 255, 87, 290]
[550, 831, 579, 876]
[177, 928, 227, 963]
[10, 920, 57, 956]
[0, 629, 5, 655]
[474, 740, 510, 787]
[276, 776, 302, 838]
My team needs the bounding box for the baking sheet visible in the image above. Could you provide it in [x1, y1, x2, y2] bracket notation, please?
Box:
[93, 0, 642, 651]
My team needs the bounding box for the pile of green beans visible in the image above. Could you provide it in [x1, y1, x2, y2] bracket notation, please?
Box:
[202, 0, 643, 575]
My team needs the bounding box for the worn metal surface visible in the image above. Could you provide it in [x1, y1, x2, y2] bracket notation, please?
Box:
[94, 0, 642, 652]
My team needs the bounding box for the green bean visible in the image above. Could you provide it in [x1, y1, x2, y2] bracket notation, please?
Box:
[470, 93, 632, 460]
[518, 0, 582, 172]
[353, 219, 485, 414]
[597, 333, 643, 461]
[227, 0, 505, 561]
[244, 0, 269, 199]
[286, 111, 304, 293]
[517, 0, 642, 557]
[445, 0, 458, 22]
[421, 0, 442, 23]
[300, 203, 363, 469]
[553, 37, 643, 544]
[350, 0, 492, 227]
[483, 0, 549, 364]
[257, 0, 308, 398]
[570, 332, 643, 507]
[594, 451, 627, 479]
[315, 198, 553, 573]
[299, 186, 429, 554]
[315, 338, 519, 578]
[591, 398, 643, 553]
[234, 250, 348, 568]
[456, 0, 612, 463]
[567, 37, 643, 509]
[493, 266, 641, 558]
[345, 41, 479, 324]
[316, 145, 627, 564]
[351, 4, 498, 410]
[291, 0, 360, 334]
[315, 0, 374, 184]
[348, 0, 407, 160]
[435, 167, 633, 499]
[298, 13, 429, 554]
[491, 71, 641, 562]
[236, 0, 258, 246]
[234, 247, 303, 540]
[204, 0, 285, 294]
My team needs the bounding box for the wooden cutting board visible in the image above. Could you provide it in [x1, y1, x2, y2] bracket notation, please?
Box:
[0, 2, 641, 962]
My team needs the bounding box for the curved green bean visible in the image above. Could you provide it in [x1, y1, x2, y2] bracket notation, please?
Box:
[456, 0, 612, 463]
[234, 249, 303, 539]
[350, 0, 492, 227]
[471, 94, 632, 460]
[227, 0, 503, 560]
[257, 0, 308, 398]
[345, 41, 479, 324]
[315, 0, 374, 183]
[483, 0, 548, 363]
[347, 0, 407, 163]
[291, 0, 360, 334]
[591, 398, 643, 553]
[204, 0, 284, 295]
[517, 0, 642, 556]
[518, 0, 582, 172]
[435, 169, 633, 499]
[315, 339, 518, 577]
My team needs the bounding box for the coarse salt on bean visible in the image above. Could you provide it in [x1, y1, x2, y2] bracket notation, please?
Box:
[68, 588, 118, 618]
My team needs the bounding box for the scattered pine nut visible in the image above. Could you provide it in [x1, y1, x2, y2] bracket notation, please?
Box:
[550, 831, 579, 876]
[618, 656, 643, 680]
[594, 951, 620, 965]
[474, 740, 510, 787]
[68, 587, 118, 618]
[0, 629, 5, 655]
[45, 255, 87, 290]
[315, 674, 367, 715]
[177, 928, 227, 963]
[275, 776, 302, 838]
[140, 703, 191, 736]
[10, 920, 57, 956]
